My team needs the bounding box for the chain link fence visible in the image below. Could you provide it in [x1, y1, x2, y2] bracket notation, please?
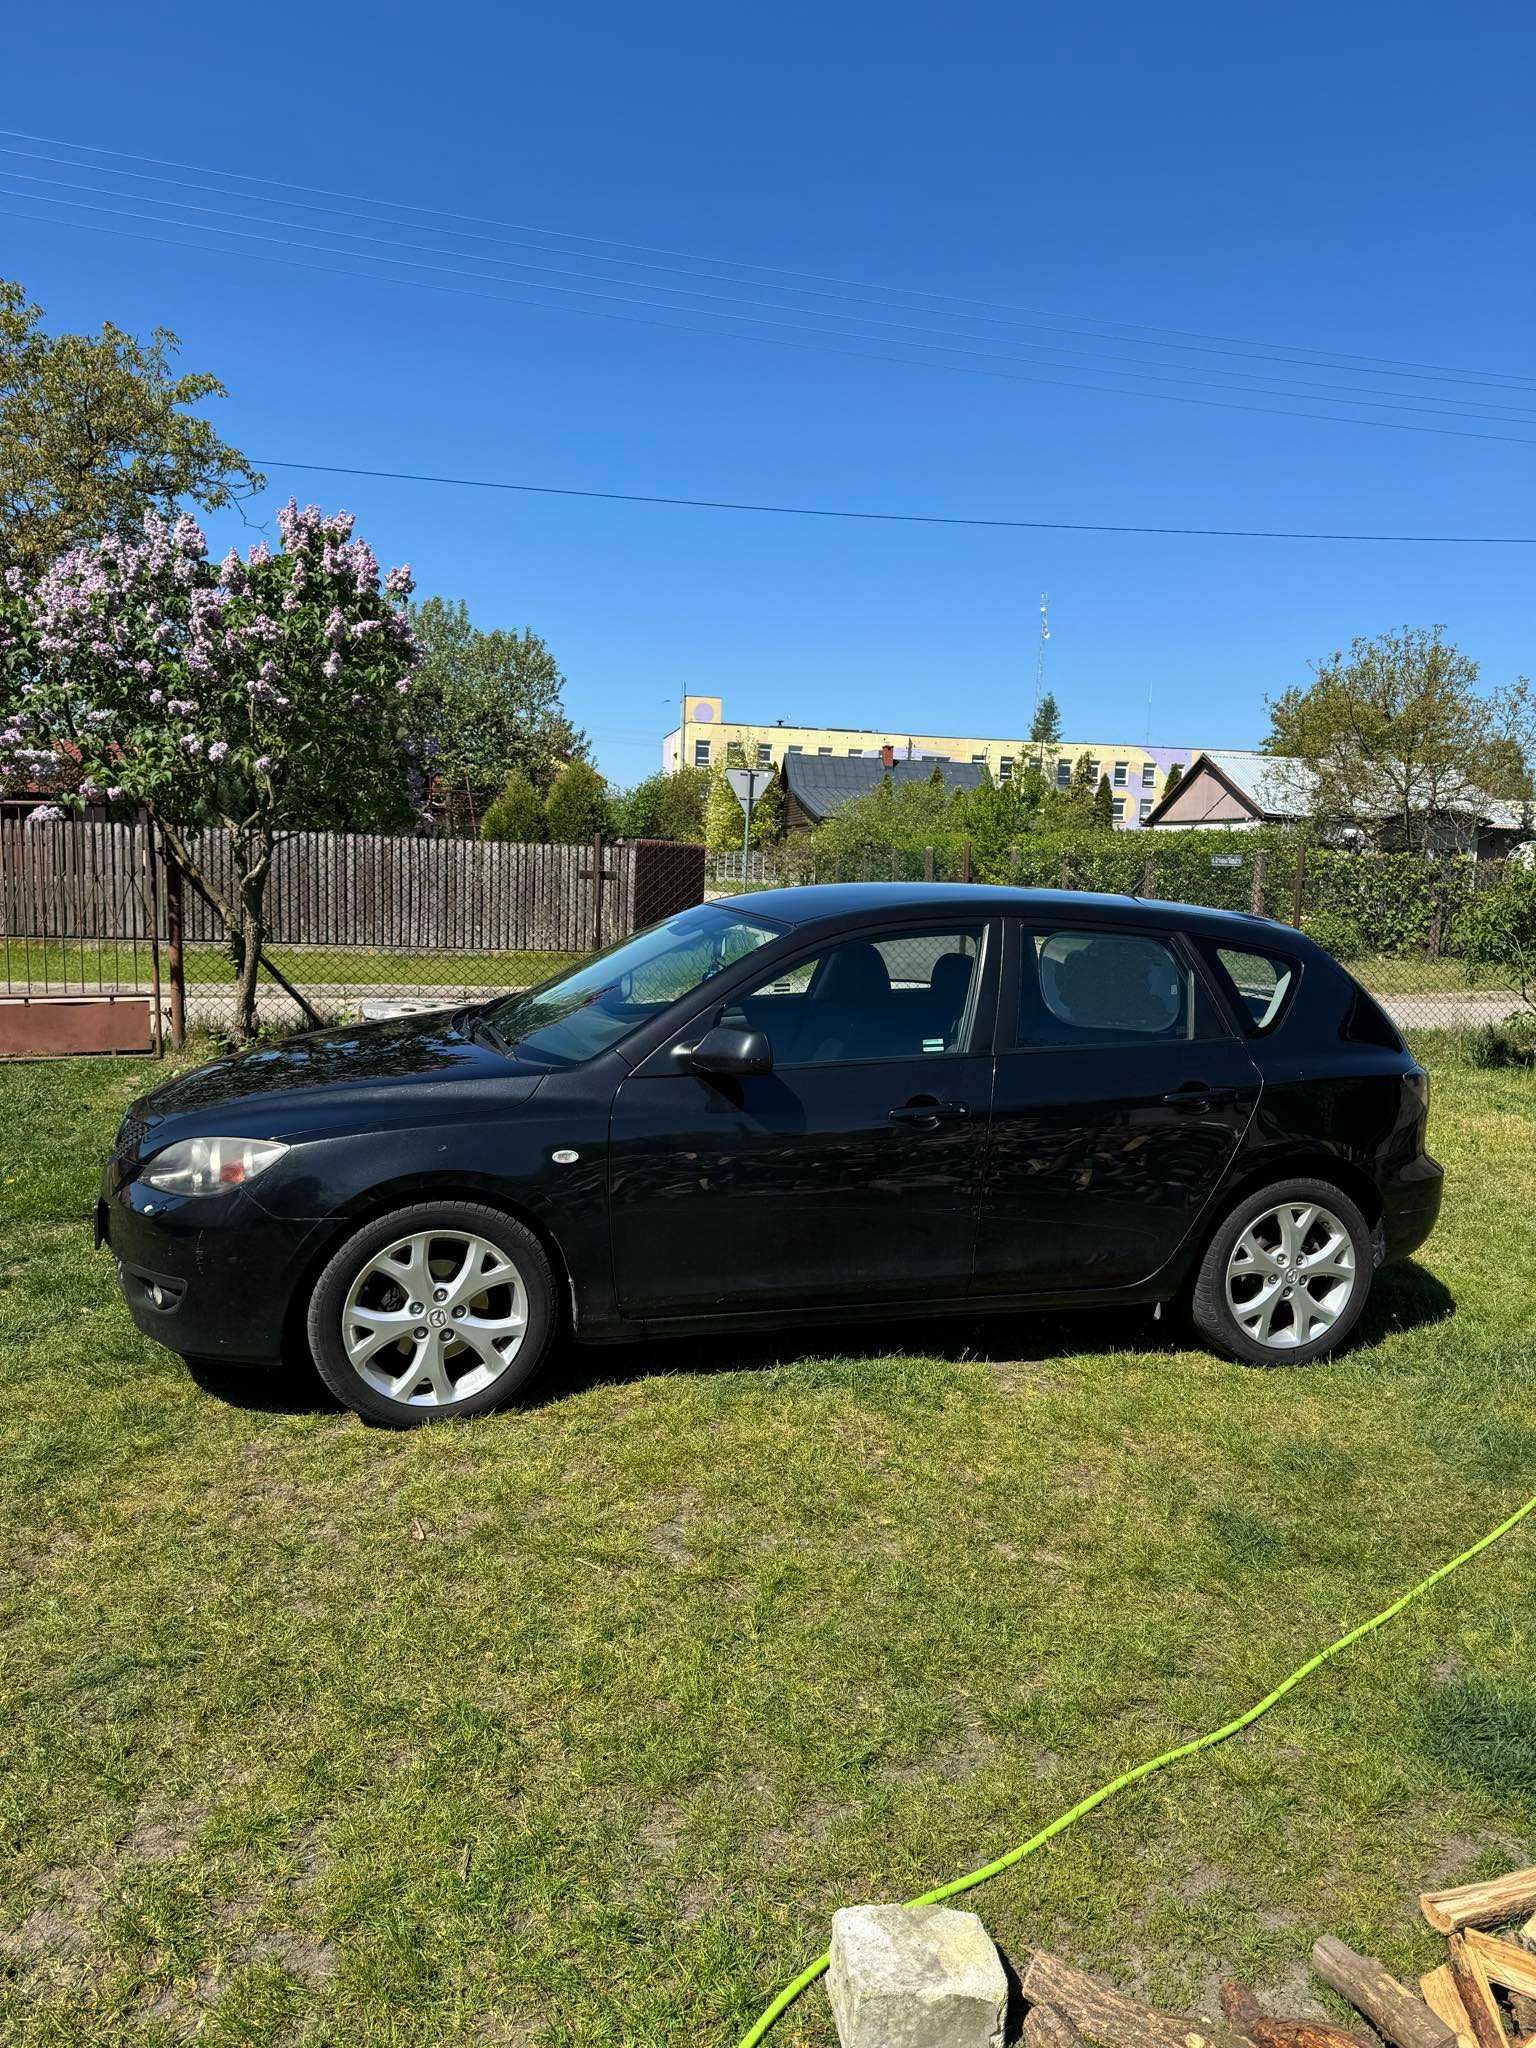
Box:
[708, 832, 1534, 1058]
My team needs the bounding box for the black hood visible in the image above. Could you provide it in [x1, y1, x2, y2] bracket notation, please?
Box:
[120, 1007, 545, 1156]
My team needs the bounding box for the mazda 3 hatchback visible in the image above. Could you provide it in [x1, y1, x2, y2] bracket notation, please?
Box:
[97, 884, 1443, 1425]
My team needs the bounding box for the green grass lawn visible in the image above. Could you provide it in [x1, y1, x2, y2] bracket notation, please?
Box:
[2, 940, 584, 993]
[3, 1051, 1536, 2046]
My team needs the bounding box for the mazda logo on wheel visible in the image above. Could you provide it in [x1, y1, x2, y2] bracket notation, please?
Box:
[429, 1307, 448, 1328]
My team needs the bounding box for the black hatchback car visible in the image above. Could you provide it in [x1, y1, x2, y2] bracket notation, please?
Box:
[98, 884, 1443, 1425]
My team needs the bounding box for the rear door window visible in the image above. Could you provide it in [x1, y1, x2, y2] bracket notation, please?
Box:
[1019, 928, 1226, 1049]
[1214, 946, 1296, 1033]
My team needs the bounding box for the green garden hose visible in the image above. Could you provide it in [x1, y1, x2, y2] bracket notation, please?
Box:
[733, 1486, 1536, 2047]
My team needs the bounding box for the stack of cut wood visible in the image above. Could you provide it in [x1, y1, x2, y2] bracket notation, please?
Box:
[1016, 1865, 1536, 2048]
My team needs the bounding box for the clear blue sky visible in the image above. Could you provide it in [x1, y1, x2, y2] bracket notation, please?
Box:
[5, 0, 1534, 785]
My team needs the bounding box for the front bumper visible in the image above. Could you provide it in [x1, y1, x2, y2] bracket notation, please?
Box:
[97, 1167, 315, 1365]
[1381, 1153, 1444, 1263]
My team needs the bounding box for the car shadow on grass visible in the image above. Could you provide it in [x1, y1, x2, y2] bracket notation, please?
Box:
[182, 1258, 1454, 1420]
[531, 1256, 1456, 1404]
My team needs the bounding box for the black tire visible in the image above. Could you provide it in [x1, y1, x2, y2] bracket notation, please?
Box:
[305, 1200, 556, 1426]
[1191, 1177, 1373, 1368]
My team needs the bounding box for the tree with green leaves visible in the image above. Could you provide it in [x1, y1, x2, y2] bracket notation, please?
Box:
[1462, 865, 1536, 1014]
[402, 596, 586, 828]
[0, 502, 419, 1037]
[1030, 693, 1062, 745]
[705, 760, 746, 853]
[480, 768, 545, 842]
[967, 766, 1046, 868]
[543, 759, 613, 842]
[1162, 760, 1185, 799]
[614, 765, 708, 841]
[0, 278, 263, 577]
[1266, 626, 1535, 852]
[1094, 773, 1116, 830]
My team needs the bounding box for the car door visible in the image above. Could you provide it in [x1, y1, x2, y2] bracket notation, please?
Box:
[974, 918, 1262, 1296]
[608, 919, 1000, 1318]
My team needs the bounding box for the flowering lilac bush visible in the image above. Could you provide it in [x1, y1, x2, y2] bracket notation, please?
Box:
[0, 501, 420, 1036]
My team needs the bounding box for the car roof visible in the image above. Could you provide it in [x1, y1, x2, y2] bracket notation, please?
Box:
[718, 880, 1312, 950]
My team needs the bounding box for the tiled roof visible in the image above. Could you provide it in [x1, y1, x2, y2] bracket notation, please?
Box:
[782, 752, 990, 822]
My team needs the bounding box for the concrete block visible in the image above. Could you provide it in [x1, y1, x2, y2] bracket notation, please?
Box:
[827, 1903, 1007, 2048]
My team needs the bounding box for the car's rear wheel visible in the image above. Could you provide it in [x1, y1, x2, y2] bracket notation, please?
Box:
[1191, 1178, 1373, 1367]
[306, 1201, 555, 1425]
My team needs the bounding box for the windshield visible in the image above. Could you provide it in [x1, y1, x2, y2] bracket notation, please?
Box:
[479, 903, 784, 1067]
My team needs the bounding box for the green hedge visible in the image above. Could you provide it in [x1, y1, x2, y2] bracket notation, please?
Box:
[802, 813, 1515, 961]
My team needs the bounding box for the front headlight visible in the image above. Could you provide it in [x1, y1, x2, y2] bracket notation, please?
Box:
[142, 1136, 289, 1195]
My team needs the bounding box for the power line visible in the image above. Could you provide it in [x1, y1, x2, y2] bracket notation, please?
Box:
[10, 195, 1536, 450]
[247, 455, 1536, 543]
[3, 138, 1532, 404]
[11, 164, 1536, 427]
[7, 124, 1534, 394]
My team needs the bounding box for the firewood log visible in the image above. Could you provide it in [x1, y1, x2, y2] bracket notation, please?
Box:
[1220, 1977, 1378, 2048]
[1447, 1933, 1510, 2048]
[1421, 1873, 1536, 1937]
[1421, 1965, 1480, 2048]
[1503, 1924, 1536, 2036]
[1019, 1948, 1243, 2048]
[1463, 1932, 1536, 2003]
[1023, 2005, 1092, 2048]
[1311, 1937, 1457, 2048]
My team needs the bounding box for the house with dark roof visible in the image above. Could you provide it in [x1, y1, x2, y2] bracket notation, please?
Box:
[780, 747, 990, 830]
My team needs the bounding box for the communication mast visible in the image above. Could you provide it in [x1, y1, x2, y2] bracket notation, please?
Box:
[1032, 594, 1050, 718]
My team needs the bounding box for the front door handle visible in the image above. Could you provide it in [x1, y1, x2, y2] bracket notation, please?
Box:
[1161, 1082, 1237, 1110]
[889, 1099, 971, 1126]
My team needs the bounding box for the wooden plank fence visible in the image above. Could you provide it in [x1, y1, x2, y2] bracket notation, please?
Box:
[1, 821, 705, 956]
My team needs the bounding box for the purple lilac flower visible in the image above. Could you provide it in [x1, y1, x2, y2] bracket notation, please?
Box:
[207, 739, 229, 764]
[323, 652, 342, 681]
[180, 734, 203, 756]
[254, 754, 272, 772]
[26, 804, 65, 824]
[385, 564, 413, 599]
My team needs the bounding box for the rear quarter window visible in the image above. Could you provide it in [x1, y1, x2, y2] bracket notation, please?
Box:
[1213, 946, 1297, 1034]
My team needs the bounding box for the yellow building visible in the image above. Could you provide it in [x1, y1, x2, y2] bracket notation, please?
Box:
[663, 694, 1192, 829]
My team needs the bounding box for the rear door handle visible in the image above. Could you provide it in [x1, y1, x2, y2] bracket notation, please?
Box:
[889, 1100, 971, 1125]
[1161, 1082, 1237, 1110]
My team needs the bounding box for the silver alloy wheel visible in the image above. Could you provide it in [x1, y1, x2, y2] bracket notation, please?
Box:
[1224, 1200, 1356, 1350]
[341, 1229, 527, 1408]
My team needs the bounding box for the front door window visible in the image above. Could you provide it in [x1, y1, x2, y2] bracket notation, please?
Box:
[724, 927, 984, 1065]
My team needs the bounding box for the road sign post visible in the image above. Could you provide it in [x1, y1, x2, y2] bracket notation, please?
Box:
[726, 768, 775, 878]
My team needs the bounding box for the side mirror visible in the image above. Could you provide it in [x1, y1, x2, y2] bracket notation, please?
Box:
[684, 1025, 773, 1076]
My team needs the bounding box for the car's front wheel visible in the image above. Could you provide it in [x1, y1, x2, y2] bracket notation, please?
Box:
[1191, 1177, 1373, 1367]
[306, 1201, 555, 1425]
